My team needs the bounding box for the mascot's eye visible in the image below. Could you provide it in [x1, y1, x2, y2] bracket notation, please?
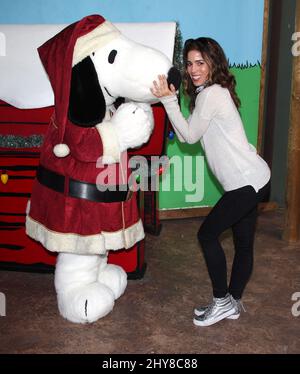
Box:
[108, 50, 117, 64]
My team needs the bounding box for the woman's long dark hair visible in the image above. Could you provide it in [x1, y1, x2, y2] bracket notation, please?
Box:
[183, 37, 241, 111]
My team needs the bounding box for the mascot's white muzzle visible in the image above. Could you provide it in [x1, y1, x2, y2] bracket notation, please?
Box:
[90, 36, 181, 103]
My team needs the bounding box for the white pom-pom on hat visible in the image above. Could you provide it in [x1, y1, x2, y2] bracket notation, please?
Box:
[53, 143, 70, 157]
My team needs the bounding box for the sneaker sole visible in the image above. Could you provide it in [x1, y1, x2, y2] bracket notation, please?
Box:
[227, 313, 240, 320]
[194, 308, 240, 320]
[193, 309, 238, 326]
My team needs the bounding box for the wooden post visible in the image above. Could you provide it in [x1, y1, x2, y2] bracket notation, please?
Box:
[257, 0, 270, 153]
[283, 0, 300, 242]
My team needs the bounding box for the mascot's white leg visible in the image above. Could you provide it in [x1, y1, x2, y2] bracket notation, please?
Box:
[55, 253, 115, 324]
[97, 252, 127, 300]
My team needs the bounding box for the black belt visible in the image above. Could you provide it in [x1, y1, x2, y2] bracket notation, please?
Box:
[36, 165, 129, 203]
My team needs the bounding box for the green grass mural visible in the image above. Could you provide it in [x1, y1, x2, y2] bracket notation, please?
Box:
[159, 64, 261, 210]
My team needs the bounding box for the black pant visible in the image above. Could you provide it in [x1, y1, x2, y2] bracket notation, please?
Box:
[197, 181, 270, 300]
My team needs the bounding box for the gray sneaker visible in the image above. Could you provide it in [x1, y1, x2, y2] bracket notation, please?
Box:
[193, 294, 238, 326]
[194, 296, 244, 320]
[230, 297, 246, 318]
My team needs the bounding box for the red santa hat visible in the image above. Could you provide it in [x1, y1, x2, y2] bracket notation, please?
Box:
[38, 15, 120, 157]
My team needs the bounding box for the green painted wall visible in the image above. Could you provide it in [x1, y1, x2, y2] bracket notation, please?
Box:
[159, 65, 261, 210]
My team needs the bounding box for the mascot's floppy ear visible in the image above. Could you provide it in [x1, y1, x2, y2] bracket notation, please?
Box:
[68, 56, 106, 126]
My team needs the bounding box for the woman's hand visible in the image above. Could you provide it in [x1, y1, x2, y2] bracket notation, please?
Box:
[151, 74, 176, 98]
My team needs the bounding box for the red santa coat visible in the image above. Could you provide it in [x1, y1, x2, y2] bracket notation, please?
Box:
[25, 15, 144, 255]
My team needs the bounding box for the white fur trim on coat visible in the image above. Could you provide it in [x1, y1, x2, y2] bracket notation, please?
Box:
[26, 215, 145, 255]
[96, 122, 121, 164]
[73, 21, 121, 66]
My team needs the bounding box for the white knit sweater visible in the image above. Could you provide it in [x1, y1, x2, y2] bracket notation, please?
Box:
[161, 84, 270, 192]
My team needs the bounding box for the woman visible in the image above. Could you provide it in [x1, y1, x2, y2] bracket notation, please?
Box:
[151, 37, 271, 327]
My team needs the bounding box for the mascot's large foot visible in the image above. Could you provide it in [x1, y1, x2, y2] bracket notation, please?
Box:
[98, 254, 127, 300]
[57, 282, 114, 324]
[55, 253, 115, 324]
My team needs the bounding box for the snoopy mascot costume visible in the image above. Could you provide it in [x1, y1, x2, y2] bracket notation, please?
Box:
[25, 14, 180, 323]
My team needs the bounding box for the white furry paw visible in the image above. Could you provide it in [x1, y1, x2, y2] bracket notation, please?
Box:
[57, 282, 115, 324]
[98, 264, 127, 300]
[111, 102, 153, 151]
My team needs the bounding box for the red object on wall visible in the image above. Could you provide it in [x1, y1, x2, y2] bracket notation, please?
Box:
[0, 100, 168, 277]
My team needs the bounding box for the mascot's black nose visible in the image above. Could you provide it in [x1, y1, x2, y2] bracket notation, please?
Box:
[167, 67, 181, 91]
